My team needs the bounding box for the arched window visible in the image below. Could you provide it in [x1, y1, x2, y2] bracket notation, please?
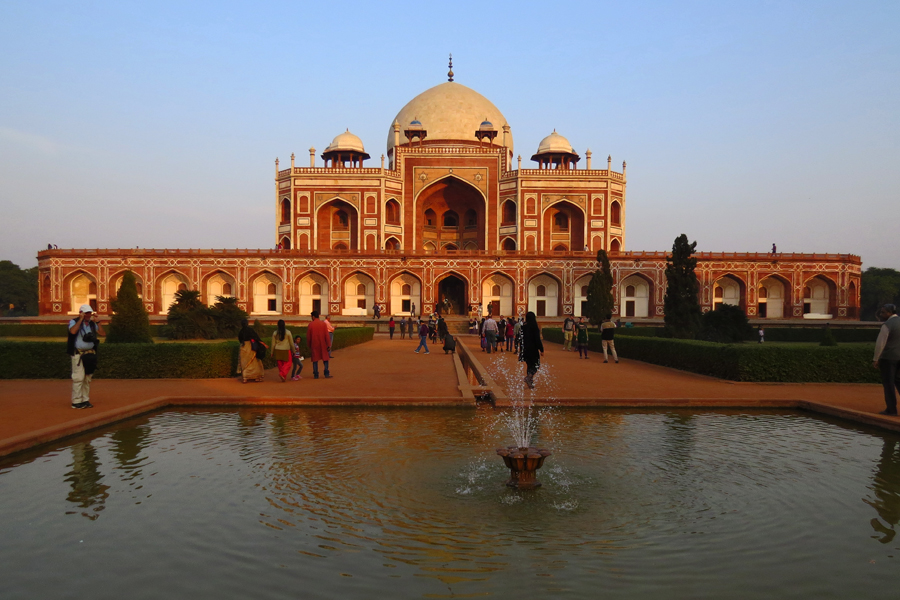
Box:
[267, 283, 276, 295]
[298, 195, 309, 213]
[554, 212, 569, 231]
[581, 285, 589, 296]
[312, 283, 322, 295]
[401, 284, 411, 295]
[758, 287, 768, 299]
[526, 197, 536, 214]
[610, 201, 622, 226]
[177, 283, 187, 292]
[281, 198, 291, 223]
[334, 210, 349, 230]
[385, 200, 400, 224]
[135, 282, 143, 295]
[714, 286, 723, 299]
[280, 236, 291, 250]
[536, 285, 547, 296]
[626, 285, 635, 296]
[803, 286, 811, 299]
[384, 237, 400, 250]
[424, 209, 436, 228]
[356, 283, 367, 296]
[333, 242, 348, 250]
[423, 241, 436, 252]
[610, 239, 621, 253]
[465, 209, 477, 228]
[442, 211, 458, 227]
[502, 238, 516, 251]
[553, 244, 567, 251]
[443, 243, 458, 251]
[502, 201, 516, 225]
[492, 285, 501, 296]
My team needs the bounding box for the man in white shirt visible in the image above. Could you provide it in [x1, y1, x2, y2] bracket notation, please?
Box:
[874, 304, 900, 416]
[67, 304, 105, 409]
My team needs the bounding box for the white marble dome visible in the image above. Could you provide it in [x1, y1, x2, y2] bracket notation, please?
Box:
[535, 130, 576, 155]
[387, 82, 512, 154]
[325, 129, 367, 153]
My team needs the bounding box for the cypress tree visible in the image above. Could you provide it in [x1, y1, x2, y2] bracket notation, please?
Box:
[106, 271, 153, 343]
[585, 249, 615, 330]
[663, 234, 703, 339]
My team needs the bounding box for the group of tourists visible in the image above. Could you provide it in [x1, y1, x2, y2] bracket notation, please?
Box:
[237, 312, 334, 383]
[477, 315, 519, 354]
[562, 314, 619, 363]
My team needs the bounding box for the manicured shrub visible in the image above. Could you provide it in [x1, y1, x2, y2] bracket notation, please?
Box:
[543, 327, 877, 383]
[0, 323, 167, 338]
[700, 304, 752, 343]
[167, 290, 217, 339]
[820, 326, 838, 346]
[106, 271, 153, 344]
[663, 234, 703, 339]
[0, 327, 374, 379]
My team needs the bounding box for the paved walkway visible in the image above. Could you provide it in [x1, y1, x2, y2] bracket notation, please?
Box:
[0, 334, 895, 458]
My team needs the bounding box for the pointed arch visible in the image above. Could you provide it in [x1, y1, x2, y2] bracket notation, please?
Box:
[619, 272, 654, 318]
[757, 274, 790, 319]
[527, 272, 562, 317]
[202, 270, 237, 307]
[416, 176, 486, 251]
[481, 271, 514, 317]
[341, 271, 376, 316]
[296, 269, 329, 316]
[802, 274, 837, 317]
[155, 269, 192, 314]
[389, 271, 422, 316]
[712, 274, 746, 311]
[315, 197, 360, 251]
[64, 270, 98, 314]
[249, 270, 282, 314]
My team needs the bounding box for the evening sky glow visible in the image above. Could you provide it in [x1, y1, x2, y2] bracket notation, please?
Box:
[1, 0, 897, 269]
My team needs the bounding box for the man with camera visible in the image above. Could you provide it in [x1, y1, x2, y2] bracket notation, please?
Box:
[67, 304, 104, 409]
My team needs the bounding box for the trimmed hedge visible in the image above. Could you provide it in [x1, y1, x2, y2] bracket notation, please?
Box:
[0, 326, 374, 379]
[606, 325, 879, 343]
[543, 328, 877, 383]
[0, 323, 167, 338]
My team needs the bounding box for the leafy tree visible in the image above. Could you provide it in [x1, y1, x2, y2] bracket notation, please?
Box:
[699, 303, 752, 343]
[663, 234, 702, 339]
[0, 261, 39, 316]
[167, 289, 216, 339]
[861, 267, 900, 321]
[209, 296, 248, 338]
[585, 249, 615, 330]
[106, 271, 153, 343]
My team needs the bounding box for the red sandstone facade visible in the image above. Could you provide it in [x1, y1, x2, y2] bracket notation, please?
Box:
[36, 80, 862, 321]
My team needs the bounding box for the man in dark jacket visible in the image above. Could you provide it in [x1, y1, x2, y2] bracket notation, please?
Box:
[874, 304, 900, 415]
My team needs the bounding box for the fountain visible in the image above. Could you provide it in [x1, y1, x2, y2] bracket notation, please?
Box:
[496, 445, 552, 489]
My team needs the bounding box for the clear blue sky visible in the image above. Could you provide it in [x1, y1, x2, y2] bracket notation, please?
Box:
[1, 0, 897, 269]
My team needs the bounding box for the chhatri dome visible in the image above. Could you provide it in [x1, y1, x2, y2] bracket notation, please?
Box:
[534, 130, 576, 155]
[387, 81, 513, 155]
[324, 129, 368, 155]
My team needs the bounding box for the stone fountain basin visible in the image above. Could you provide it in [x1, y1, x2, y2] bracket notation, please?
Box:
[496, 447, 552, 489]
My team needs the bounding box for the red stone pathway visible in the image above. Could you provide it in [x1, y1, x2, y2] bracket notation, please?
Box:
[1, 335, 895, 458]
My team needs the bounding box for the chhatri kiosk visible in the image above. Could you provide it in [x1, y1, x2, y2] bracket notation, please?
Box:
[37, 67, 861, 322]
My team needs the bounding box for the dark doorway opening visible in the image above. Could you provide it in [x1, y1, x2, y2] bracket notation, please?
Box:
[438, 275, 466, 316]
[536, 300, 546, 317]
[312, 299, 321, 314]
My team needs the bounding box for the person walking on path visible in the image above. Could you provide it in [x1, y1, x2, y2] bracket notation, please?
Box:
[67, 304, 104, 409]
[271, 320, 294, 382]
[291, 335, 304, 380]
[373, 304, 381, 319]
[496, 317, 506, 352]
[324, 315, 335, 358]
[307, 311, 332, 379]
[483, 315, 499, 354]
[415, 319, 430, 354]
[874, 304, 900, 416]
[237, 319, 265, 383]
[600, 313, 619, 363]
[562, 316, 575, 352]
[518, 311, 544, 389]
[576, 316, 590, 359]
[505, 318, 515, 352]
[389, 316, 395, 340]
[513, 317, 523, 353]
[758, 326, 765, 343]
[411, 302, 416, 318]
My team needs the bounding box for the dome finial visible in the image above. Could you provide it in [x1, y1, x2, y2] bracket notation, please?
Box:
[448, 53, 454, 82]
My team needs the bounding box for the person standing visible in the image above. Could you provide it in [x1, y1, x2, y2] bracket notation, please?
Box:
[758, 326, 765, 343]
[874, 304, 900, 416]
[483, 314, 499, 354]
[324, 315, 335, 358]
[271, 319, 294, 382]
[600, 313, 619, 363]
[389, 316, 395, 340]
[400, 316, 407, 339]
[518, 311, 544, 389]
[373, 304, 381, 319]
[505, 318, 515, 352]
[291, 335, 304, 380]
[513, 317, 523, 353]
[562, 316, 575, 352]
[67, 304, 104, 409]
[411, 301, 416, 318]
[496, 317, 506, 352]
[437, 316, 447, 342]
[414, 319, 430, 354]
[237, 319, 264, 383]
[307, 311, 332, 379]
[576, 316, 590, 359]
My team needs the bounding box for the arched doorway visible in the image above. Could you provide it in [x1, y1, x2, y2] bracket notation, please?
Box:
[298, 272, 329, 316]
[713, 275, 744, 310]
[343, 272, 375, 316]
[437, 273, 467, 316]
[528, 274, 560, 317]
[482, 273, 514, 317]
[803, 276, 835, 317]
[68, 272, 98, 314]
[620, 274, 652, 318]
[758, 276, 788, 319]
[573, 274, 592, 317]
[417, 177, 485, 251]
[542, 200, 585, 252]
[390, 273, 421, 316]
[158, 272, 189, 314]
[316, 199, 358, 250]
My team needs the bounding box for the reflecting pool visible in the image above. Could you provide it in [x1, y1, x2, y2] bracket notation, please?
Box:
[2, 407, 900, 599]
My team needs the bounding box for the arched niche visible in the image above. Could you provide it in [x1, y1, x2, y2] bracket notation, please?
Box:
[250, 272, 282, 315]
[620, 273, 652, 318]
[157, 271, 190, 314]
[204, 271, 236, 307]
[316, 198, 358, 251]
[112, 271, 144, 300]
[528, 273, 560, 317]
[66, 271, 98, 314]
[297, 272, 329, 316]
[803, 275, 836, 318]
[573, 274, 592, 317]
[482, 273, 514, 317]
[390, 273, 422, 316]
[758, 276, 789, 319]
[343, 272, 375, 316]
[542, 200, 585, 253]
[713, 275, 745, 311]
[417, 176, 485, 251]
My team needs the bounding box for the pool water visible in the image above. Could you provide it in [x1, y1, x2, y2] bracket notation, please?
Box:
[2, 407, 900, 599]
